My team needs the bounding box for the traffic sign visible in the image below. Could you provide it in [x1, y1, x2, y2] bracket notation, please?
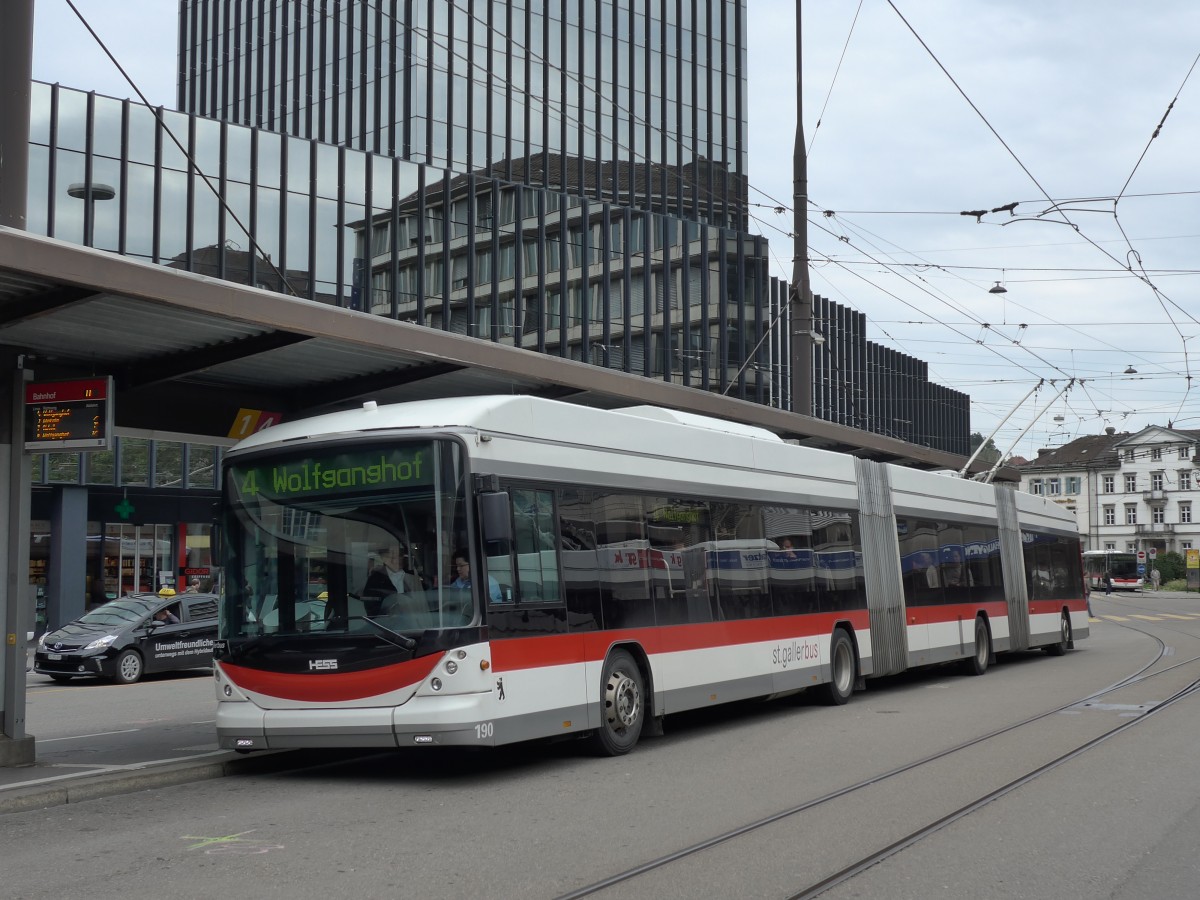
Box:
[1149, 547, 1158, 558]
[1137, 564, 1146, 574]
[1137, 550, 1146, 561]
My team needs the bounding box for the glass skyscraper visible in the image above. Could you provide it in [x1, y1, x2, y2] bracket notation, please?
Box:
[177, 2, 747, 229]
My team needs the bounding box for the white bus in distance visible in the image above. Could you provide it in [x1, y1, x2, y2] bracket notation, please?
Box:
[213, 396, 1088, 756]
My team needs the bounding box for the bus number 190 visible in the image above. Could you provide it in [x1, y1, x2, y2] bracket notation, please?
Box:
[475, 722, 494, 740]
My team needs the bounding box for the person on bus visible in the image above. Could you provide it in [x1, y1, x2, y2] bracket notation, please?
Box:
[361, 545, 417, 612]
[451, 550, 503, 603]
[913, 551, 939, 588]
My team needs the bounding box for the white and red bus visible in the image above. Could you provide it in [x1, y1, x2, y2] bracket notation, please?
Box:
[213, 396, 1088, 755]
[1082, 550, 1143, 591]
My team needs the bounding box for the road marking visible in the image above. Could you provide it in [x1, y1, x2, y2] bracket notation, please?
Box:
[1130, 615, 1163, 621]
[182, 830, 285, 855]
[38, 729, 139, 743]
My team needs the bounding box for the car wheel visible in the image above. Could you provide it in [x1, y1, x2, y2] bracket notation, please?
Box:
[112, 649, 144, 684]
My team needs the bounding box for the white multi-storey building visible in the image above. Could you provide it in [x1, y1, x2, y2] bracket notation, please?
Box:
[1014, 425, 1200, 554]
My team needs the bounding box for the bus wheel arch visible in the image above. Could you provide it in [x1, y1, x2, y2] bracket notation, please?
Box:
[591, 645, 649, 756]
[821, 626, 857, 706]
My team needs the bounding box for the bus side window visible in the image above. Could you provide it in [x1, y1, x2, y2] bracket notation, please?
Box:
[512, 488, 560, 602]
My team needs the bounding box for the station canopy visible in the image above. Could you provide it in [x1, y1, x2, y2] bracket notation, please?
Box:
[0, 227, 969, 469]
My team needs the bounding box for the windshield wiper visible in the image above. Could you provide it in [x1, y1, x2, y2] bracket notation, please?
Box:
[358, 615, 417, 650]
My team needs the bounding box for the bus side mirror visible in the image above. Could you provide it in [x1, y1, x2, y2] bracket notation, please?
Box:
[480, 492, 512, 543]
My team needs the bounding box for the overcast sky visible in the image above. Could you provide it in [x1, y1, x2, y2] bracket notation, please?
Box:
[29, 1, 1200, 457]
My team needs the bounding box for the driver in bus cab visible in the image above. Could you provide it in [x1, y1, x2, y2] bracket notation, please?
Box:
[360, 544, 417, 613]
[451, 550, 504, 603]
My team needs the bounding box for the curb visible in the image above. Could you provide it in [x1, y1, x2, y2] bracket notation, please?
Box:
[0, 751, 291, 816]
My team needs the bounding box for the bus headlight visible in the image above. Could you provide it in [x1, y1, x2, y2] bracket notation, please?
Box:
[430, 677, 443, 692]
[444, 660, 458, 674]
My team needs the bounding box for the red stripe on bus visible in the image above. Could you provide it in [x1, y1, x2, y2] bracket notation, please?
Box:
[904, 601, 1010, 626]
[1029, 599, 1088, 615]
[221, 655, 441, 702]
[490, 612, 871, 672]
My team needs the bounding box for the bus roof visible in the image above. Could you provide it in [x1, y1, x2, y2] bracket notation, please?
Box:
[228, 395, 783, 453]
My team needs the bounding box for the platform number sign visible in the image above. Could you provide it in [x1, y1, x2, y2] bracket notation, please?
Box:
[228, 408, 284, 440]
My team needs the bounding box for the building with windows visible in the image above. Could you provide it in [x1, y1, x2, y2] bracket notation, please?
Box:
[1014, 425, 1200, 555]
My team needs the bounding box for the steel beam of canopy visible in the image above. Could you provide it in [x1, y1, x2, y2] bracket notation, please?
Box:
[120, 332, 313, 389]
[291, 361, 467, 411]
[0, 285, 97, 327]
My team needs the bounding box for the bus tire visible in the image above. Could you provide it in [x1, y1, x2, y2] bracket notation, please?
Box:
[821, 629, 856, 706]
[1045, 612, 1071, 656]
[591, 649, 645, 756]
[964, 616, 990, 676]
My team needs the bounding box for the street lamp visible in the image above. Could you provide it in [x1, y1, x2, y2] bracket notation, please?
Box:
[67, 181, 115, 247]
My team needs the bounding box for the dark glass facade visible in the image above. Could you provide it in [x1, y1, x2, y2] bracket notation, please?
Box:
[27, 80, 782, 402]
[177, 1, 748, 229]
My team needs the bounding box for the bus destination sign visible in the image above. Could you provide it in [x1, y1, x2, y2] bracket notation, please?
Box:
[24, 377, 115, 451]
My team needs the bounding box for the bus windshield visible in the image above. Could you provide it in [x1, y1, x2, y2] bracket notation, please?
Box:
[220, 440, 471, 642]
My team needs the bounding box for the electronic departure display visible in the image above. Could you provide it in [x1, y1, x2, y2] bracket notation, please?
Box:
[24, 377, 115, 451]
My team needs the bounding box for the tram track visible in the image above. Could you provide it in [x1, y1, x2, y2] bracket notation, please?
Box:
[554, 615, 1200, 900]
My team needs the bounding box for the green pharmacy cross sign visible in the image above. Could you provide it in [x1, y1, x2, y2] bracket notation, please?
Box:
[115, 497, 135, 521]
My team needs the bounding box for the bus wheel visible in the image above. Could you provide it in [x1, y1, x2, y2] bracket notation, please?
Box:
[965, 617, 990, 676]
[591, 649, 644, 756]
[821, 629, 856, 706]
[1045, 613, 1071, 656]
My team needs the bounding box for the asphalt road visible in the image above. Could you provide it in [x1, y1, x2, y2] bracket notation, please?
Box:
[4, 593, 1200, 899]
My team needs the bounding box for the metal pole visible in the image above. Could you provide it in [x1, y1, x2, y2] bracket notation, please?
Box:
[790, 1, 813, 417]
[0, 0, 34, 231]
[0, 0, 35, 766]
[957, 379, 1044, 477]
[983, 379, 1075, 484]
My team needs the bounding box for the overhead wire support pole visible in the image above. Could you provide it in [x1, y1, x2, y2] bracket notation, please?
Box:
[982, 379, 1076, 484]
[957, 379, 1045, 478]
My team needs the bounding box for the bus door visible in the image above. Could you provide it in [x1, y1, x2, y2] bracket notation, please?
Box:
[479, 487, 585, 739]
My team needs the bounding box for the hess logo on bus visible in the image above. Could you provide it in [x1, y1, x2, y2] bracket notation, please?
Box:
[309, 659, 338, 671]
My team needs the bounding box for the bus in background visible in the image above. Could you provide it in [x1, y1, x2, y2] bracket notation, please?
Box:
[212, 396, 1088, 757]
[1082, 550, 1143, 591]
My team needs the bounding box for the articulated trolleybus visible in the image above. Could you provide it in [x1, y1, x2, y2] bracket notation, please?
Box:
[214, 396, 1088, 756]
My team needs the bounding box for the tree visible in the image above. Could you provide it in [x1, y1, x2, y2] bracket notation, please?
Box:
[1154, 551, 1185, 583]
[969, 433, 1001, 466]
